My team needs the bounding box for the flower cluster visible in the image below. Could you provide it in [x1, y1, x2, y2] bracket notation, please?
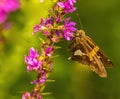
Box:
[0, 0, 20, 24]
[25, 44, 54, 81]
[22, 92, 42, 99]
[24, 43, 54, 98]
[25, 47, 42, 71]
[57, 0, 76, 13]
[33, 13, 76, 41]
[23, 0, 76, 99]
[63, 17, 77, 40]
[0, 0, 20, 51]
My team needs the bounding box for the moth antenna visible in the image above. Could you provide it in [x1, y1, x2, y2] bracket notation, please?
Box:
[75, 13, 84, 30]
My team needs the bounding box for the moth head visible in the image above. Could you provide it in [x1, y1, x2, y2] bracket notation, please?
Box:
[76, 30, 85, 37]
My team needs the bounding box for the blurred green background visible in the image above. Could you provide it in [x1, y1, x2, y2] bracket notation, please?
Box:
[0, 0, 120, 99]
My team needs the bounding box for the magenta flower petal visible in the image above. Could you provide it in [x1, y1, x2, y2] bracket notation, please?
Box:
[25, 47, 42, 71]
[0, 0, 20, 24]
[33, 17, 54, 35]
[56, 30, 61, 36]
[68, 0, 76, 5]
[63, 17, 76, 40]
[57, 0, 76, 14]
[22, 92, 31, 99]
[30, 47, 39, 58]
[31, 72, 47, 85]
[0, 9, 7, 24]
[57, 2, 64, 8]
[45, 17, 54, 25]
[0, 0, 20, 13]
[45, 46, 54, 56]
[33, 25, 40, 35]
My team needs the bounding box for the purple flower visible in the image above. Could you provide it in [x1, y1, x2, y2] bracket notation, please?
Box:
[56, 17, 62, 24]
[56, 30, 61, 36]
[0, 0, 20, 13]
[22, 92, 42, 99]
[0, 9, 7, 24]
[45, 17, 54, 25]
[33, 17, 53, 35]
[33, 18, 45, 34]
[0, 0, 20, 24]
[68, 0, 76, 5]
[32, 25, 40, 34]
[44, 30, 50, 35]
[31, 72, 47, 85]
[25, 47, 42, 71]
[35, 94, 42, 99]
[45, 46, 54, 56]
[22, 92, 31, 99]
[63, 17, 77, 40]
[57, 0, 76, 14]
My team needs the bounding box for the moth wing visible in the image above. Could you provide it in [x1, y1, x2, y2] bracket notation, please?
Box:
[97, 49, 113, 67]
[68, 38, 91, 65]
[70, 49, 90, 65]
[69, 41, 107, 77]
[81, 35, 108, 77]
[81, 40, 107, 77]
[86, 35, 113, 67]
[90, 54, 107, 77]
[68, 33, 112, 77]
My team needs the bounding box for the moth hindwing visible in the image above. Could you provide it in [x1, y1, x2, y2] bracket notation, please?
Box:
[68, 30, 113, 77]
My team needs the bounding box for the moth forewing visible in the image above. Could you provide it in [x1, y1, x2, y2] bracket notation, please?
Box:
[85, 33, 113, 67]
[97, 49, 113, 67]
[81, 39, 107, 77]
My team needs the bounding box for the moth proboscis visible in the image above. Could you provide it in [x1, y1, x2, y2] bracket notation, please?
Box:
[68, 30, 113, 77]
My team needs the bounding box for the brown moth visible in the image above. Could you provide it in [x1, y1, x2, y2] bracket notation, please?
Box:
[68, 30, 113, 77]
